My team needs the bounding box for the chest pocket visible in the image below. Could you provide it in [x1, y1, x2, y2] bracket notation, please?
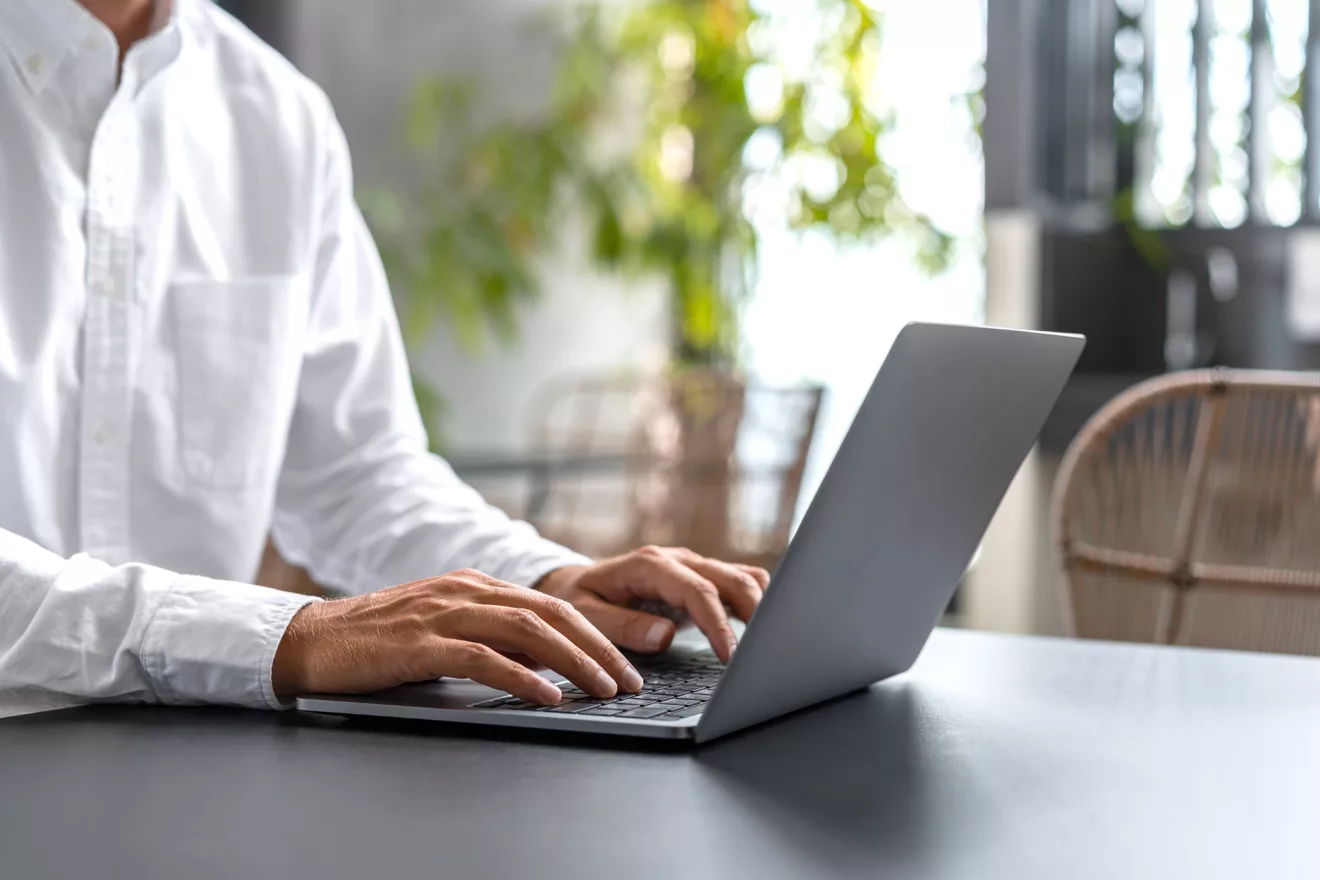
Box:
[170, 276, 305, 491]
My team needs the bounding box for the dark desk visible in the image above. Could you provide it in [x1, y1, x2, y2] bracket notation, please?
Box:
[3, 629, 1319, 879]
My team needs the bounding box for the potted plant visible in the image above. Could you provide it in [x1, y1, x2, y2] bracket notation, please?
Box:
[363, 0, 954, 446]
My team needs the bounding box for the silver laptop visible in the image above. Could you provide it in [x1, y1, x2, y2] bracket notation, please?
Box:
[298, 323, 1085, 743]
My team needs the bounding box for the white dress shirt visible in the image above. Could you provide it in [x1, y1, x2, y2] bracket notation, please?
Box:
[0, 0, 587, 712]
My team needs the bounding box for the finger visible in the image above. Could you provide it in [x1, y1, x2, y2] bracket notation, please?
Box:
[452, 605, 622, 699]
[673, 551, 763, 623]
[574, 594, 676, 654]
[482, 589, 644, 693]
[434, 640, 564, 705]
[625, 552, 738, 663]
[738, 564, 771, 591]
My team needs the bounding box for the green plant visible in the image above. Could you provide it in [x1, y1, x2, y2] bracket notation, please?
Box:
[363, 0, 954, 440]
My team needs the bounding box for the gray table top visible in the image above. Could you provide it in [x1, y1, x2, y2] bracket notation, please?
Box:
[3, 627, 1319, 880]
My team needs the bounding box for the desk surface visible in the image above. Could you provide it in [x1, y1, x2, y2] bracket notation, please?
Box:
[3, 628, 1319, 880]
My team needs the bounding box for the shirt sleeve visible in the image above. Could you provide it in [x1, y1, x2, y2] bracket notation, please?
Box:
[0, 528, 318, 710]
[268, 105, 590, 595]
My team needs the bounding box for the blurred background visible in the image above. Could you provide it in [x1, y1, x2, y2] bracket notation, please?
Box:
[230, 0, 1320, 651]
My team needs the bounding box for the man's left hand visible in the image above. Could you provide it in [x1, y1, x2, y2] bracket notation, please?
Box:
[536, 547, 770, 663]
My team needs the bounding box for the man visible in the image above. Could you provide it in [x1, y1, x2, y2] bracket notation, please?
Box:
[0, 0, 769, 712]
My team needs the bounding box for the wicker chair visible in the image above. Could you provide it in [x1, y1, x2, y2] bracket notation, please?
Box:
[1052, 369, 1320, 656]
[528, 371, 824, 569]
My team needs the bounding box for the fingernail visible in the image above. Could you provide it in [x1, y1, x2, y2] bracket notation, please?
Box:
[621, 665, 644, 693]
[536, 680, 563, 705]
[594, 669, 619, 697]
[646, 620, 670, 650]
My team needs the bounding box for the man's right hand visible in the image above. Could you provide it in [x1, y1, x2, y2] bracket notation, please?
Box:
[270, 569, 645, 705]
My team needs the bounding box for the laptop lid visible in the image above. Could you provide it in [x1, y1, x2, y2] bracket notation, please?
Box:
[694, 323, 1084, 742]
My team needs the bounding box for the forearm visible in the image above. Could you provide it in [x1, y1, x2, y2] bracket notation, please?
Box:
[0, 528, 316, 708]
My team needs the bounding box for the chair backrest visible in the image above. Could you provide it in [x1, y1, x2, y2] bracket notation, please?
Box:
[1052, 369, 1320, 655]
[529, 370, 824, 567]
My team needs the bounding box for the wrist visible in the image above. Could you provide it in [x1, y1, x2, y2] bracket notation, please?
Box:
[271, 601, 322, 700]
[535, 564, 589, 599]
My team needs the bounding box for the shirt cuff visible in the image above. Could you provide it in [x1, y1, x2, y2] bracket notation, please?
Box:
[141, 576, 321, 710]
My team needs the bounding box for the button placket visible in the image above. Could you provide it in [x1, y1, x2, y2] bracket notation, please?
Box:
[79, 96, 138, 564]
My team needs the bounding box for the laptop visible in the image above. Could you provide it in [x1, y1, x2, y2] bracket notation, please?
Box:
[298, 323, 1085, 743]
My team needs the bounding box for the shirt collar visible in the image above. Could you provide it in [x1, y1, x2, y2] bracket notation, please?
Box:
[0, 0, 94, 95]
[0, 0, 198, 97]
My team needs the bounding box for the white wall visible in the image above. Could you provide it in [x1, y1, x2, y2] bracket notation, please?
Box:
[284, 0, 670, 453]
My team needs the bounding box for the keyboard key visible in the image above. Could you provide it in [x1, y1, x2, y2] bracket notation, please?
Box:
[618, 706, 670, 719]
[657, 699, 700, 708]
[660, 704, 706, 719]
[580, 707, 624, 717]
[547, 703, 592, 713]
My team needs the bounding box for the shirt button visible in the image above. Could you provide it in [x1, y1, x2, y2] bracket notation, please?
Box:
[25, 54, 43, 76]
[93, 425, 113, 445]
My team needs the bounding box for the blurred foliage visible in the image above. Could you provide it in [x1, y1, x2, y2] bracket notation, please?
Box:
[363, 0, 955, 439]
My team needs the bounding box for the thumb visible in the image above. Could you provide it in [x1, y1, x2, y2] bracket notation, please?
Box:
[576, 596, 676, 654]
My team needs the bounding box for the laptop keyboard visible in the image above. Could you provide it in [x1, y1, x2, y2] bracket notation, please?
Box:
[469, 654, 724, 721]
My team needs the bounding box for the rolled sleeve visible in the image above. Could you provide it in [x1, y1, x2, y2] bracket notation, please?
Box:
[0, 529, 321, 711]
[141, 577, 320, 710]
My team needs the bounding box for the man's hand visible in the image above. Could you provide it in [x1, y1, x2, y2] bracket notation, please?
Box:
[271, 569, 644, 705]
[536, 547, 771, 664]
